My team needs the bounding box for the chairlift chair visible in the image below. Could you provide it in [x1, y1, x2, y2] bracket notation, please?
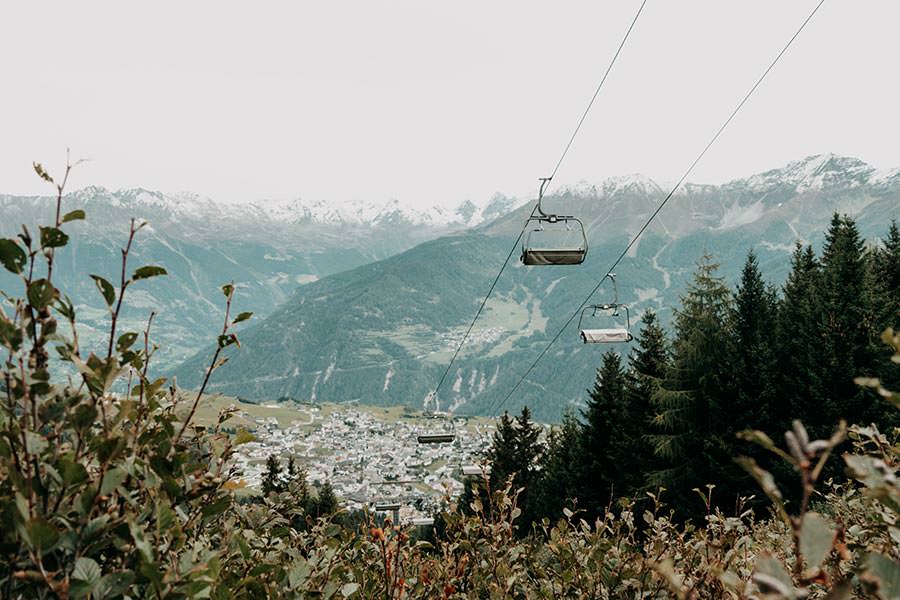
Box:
[578, 274, 634, 343]
[417, 395, 457, 444]
[520, 178, 588, 266]
[417, 433, 455, 444]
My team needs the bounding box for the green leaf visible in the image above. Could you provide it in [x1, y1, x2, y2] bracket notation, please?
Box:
[201, 497, 231, 520]
[61, 209, 86, 223]
[90, 275, 116, 306]
[33, 162, 54, 183]
[97, 571, 134, 598]
[116, 332, 139, 353]
[72, 556, 102, 588]
[156, 501, 176, 531]
[100, 466, 127, 496]
[60, 457, 88, 485]
[25, 518, 59, 555]
[232, 311, 253, 325]
[132, 265, 167, 281]
[341, 583, 360, 597]
[129, 520, 154, 562]
[73, 404, 98, 430]
[799, 512, 835, 572]
[27, 279, 55, 309]
[221, 283, 234, 298]
[753, 553, 797, 599]
[39, 226, 68, 248]
[862, 553, 900, 600]
[0, 239, 27, 274]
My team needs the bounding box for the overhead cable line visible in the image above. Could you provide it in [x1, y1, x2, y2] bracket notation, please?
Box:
[489, 0, 828, 416]
[429, 0, 648, 408]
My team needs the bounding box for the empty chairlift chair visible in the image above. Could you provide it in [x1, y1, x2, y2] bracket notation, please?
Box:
[417, 432, 455, 444]
[520, 178, 588, 266]
[417, 400, 457, 444]
[578, 274, 634, 344]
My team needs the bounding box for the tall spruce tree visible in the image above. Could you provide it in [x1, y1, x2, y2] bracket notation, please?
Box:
[578, 351, 629, 519]
[311, 481, 339, 518]
[261, 455, 285, 496]
[649, 253, 736, 515]
[531, 413, 581, 522]
[776, 243, 822, 432]
[731, 250, 779, 435]
[482, 407, 543, 530]
[624, 310, 669, 494]
[870, 221, 900, 393]
[816, 214, 875, 431]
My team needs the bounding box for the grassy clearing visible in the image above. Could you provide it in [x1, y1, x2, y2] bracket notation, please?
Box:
[184, 393, 311, 429]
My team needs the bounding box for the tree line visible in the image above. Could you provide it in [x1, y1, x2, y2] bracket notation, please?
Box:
[467, 214, 900, 526]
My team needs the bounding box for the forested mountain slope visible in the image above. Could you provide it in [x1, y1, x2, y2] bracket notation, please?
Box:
[175, 155, 900, 420]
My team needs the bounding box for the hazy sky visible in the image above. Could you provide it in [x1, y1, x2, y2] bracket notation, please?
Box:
[2, 2, 898, 207]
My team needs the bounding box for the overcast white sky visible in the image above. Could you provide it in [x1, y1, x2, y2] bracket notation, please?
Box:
[1, 2, 897, 207]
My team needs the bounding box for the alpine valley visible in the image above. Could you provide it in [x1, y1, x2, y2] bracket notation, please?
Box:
[0, 188, 522, 370]
[5, 154, 898, 420]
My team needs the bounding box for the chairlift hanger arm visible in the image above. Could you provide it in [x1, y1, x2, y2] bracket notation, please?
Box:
[534, 177, 552, 219]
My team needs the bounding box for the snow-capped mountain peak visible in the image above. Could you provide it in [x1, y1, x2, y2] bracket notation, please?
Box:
[741, 153, 877, 193]
[263, 193, 528, 228]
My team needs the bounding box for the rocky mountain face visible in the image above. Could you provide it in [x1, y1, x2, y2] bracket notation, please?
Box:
[173, 155, 900, 421]
[0, 187, 519, 369]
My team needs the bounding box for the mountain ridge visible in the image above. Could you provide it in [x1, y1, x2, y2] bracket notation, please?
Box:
[172, 154, 900, 421]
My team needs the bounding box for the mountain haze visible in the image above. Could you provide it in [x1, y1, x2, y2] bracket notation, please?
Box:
[174, 155, 900, 420]
[0, 187, 520, 369]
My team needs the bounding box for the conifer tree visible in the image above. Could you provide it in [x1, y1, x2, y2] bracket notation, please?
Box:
[731, 250, 779, 435]
[461, 412, 520, 519]
[311, 482, 339, 518]
[578, 351, 629, 518]
[532, 413, 581, 521]
[776, 242, 822, 431]
[870, 220, 900, 392]
[483, 407, 543, 529]
[649, 253, 736, 514]
[624, 310, 669, 493]
[261, 454, 285, 496]
[816, 214, 875, 430]
[287, 457, 311, 506]
[486, 412, 519, 488]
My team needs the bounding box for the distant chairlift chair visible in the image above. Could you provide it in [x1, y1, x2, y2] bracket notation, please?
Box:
[520, 178, 588, 266]
[417, 433, 455, 444]
[417, 397, 457, 444]
[578, 274, 633, 344]
[373, 501, 402, 525]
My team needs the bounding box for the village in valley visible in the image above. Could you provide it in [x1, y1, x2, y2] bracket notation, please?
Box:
[223, 400, 496, 523]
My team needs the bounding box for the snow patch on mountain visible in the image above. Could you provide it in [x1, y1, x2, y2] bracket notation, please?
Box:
[738, 154, 877, 194]
[61, 186, 530, 229]
[715, 200, 766, 230]
[263, 193, 528, 227]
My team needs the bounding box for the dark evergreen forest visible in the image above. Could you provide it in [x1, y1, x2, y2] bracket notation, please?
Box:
[466, 214, 900, 525]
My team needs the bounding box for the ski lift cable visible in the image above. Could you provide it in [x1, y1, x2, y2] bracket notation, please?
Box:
[546, 0, 648, 187]
[430, 0, 650, 405]
[488, 0, 828, 416]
